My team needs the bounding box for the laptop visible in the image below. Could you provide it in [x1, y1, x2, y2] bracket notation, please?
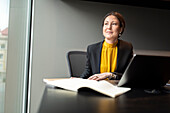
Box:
[118, 54, 170, 89]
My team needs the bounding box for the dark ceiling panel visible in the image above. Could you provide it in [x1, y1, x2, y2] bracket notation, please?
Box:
[83, 0, 170, 10]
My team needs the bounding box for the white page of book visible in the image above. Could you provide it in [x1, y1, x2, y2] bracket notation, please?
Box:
[43, 78, 131, 98]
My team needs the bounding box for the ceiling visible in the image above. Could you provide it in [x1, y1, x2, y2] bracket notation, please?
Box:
[83, 0, 170, 10]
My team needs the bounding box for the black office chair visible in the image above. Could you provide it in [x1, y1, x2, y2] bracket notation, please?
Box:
[67, 51, 87, 77]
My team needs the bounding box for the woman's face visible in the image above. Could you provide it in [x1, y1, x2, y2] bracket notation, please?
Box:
[103, 15, 122, 42]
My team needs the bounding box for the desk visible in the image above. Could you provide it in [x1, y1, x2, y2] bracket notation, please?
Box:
[38, 85, 170, 113]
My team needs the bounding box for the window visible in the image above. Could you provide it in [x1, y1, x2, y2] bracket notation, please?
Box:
[0, 63, 3, 70]
[1, 0, 33, 113]
[1, 44, 6, 49]
[0, 0, 9, 112]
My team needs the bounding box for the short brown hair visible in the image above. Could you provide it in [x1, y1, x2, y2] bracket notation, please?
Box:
[102, 11, 125, 35]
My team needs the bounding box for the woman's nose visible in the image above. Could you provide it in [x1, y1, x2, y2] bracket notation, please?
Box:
[107, 24, 112, 29]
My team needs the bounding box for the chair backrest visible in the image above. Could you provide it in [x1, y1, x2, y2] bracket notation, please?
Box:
[67, 51, 87, 77]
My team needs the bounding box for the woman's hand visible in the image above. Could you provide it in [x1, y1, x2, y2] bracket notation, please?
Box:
[88, 72, 114, 81]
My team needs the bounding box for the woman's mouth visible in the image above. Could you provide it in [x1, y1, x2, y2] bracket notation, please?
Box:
[106, 31, 113, 34]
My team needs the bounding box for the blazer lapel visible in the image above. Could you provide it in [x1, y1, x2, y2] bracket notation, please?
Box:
[97, 41, 103, 73]
[116, 40, 121, 72]
[93, 41, 103, 74]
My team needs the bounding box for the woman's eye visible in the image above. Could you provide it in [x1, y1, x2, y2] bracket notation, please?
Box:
[104, 23, 108, 25]
[112, 23, 117, 25]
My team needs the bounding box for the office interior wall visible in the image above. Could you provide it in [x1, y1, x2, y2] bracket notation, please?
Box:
[30, 0, 170, 113]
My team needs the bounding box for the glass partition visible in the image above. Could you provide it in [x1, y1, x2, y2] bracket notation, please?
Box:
[3, 0, 33, 113]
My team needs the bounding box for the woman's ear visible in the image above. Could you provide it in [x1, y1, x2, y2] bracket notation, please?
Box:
[119, 27, 123, 34]
[118, 27, 123, 38]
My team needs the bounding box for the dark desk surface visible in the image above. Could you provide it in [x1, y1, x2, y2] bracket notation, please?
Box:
[38, 85, 170, 113]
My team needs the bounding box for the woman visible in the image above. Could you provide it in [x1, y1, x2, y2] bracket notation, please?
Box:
[80, 11, 133, 81]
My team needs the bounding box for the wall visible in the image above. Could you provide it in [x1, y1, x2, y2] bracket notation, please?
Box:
[30, 0, 170, 113]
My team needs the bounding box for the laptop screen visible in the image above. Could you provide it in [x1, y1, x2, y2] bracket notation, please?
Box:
[118, 54, 170, 89]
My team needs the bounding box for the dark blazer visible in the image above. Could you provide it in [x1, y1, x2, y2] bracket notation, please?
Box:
[80, 39, 133, 80]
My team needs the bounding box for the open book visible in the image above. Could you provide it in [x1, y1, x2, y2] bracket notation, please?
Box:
[43, 78, 131, 98]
